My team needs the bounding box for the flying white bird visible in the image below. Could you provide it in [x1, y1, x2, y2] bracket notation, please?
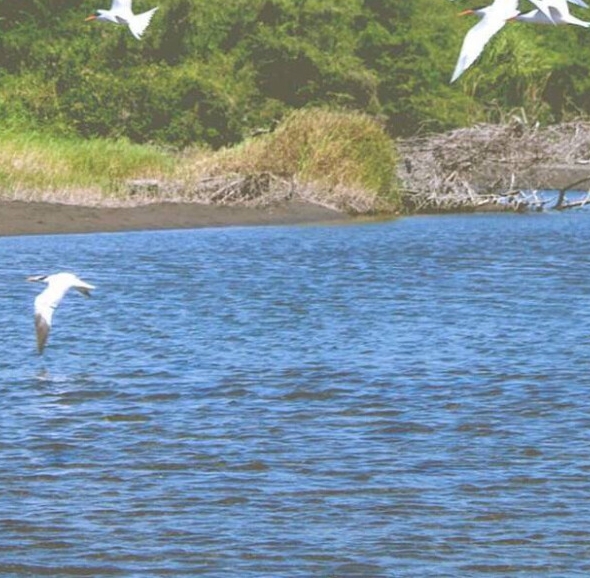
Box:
[519, 0, 590, 26]
[27, 273, 95, 354]
[451, 0, 520, 83]
[448, 0, 588, 7]
[85, 0, 158, 40]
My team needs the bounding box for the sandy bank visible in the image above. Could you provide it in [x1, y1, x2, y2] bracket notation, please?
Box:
[0, 200, 348, 237]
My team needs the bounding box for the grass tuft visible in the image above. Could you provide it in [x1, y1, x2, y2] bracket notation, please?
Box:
[202, 108, 400, 212]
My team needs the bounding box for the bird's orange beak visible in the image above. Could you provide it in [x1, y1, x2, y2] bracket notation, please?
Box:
[458, 9, 475, 16]
[85, 14, 97, 21]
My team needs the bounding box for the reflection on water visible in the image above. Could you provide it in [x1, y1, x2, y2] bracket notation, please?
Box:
[35, 368, 50, 382]
[1, 212, 590, 576]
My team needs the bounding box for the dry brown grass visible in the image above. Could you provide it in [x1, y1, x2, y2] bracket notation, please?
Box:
[0, 109, 400, 213]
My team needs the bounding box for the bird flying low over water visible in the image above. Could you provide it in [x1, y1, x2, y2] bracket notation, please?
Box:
[27, 273, 95, 354]
[451, 0, 520, 83]
[86, 0, 158, 40]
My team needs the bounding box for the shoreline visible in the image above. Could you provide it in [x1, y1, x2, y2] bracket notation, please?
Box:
[5, 121, 590, 238]
[0, 200, 350, 237]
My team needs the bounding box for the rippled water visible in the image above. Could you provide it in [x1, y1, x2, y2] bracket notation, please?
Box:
[1, 212, 590, 576]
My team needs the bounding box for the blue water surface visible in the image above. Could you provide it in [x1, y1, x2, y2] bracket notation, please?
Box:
[1, 212, 590, 576]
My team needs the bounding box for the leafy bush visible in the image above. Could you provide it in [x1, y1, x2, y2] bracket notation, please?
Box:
[210, 107, 400, 211]
[1, 0, 590, 147]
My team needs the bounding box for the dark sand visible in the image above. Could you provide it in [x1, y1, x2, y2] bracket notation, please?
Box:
[0, 200, 348, 237]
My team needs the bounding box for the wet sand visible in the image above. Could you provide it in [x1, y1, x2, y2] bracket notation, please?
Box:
[0, 200, 347, 237]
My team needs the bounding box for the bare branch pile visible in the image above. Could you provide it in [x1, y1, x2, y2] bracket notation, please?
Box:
[397, 119, 590, 212]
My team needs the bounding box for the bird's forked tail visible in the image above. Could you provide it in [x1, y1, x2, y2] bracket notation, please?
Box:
[129, 6, 158, 40]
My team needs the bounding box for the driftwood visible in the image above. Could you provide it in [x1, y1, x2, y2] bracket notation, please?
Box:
[397, 119, 590, 213]
[554, 176, 590, 210]
[197, 172, 294, 205]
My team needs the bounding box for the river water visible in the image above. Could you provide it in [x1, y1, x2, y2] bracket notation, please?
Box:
[1, 212, 590, 576]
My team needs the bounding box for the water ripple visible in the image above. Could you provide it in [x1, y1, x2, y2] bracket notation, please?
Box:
[1, 213, 590, 575]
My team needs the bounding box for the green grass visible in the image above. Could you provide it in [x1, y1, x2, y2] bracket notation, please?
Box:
[0, 109, 400, 213]
[0, 130, 175, 202]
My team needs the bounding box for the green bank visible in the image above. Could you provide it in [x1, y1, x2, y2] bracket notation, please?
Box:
[0, 108, 401, 214]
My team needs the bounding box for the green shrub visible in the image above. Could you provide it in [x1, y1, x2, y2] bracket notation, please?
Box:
[212, 107, 400, 211]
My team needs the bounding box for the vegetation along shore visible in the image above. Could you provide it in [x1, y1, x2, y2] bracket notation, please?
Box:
[0, 109, 400, 234]
[2, 108, 590, 237]
[2, 0, 590, 236]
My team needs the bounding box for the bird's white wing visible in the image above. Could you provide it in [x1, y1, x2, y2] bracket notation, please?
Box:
[494, 0, 519, 11]
[75, 287, 93, 297]
[35, 311, 51, 354]
[529, 0, 555, 19]
[515, 8, 552, 22]
[128, 6, 158, 39]
[568, 0, 589, 8]
[551, 0, 587, 21]
[527, 0, 566, 23]
[32, 283, 64, 353]
[451, 16, 508, 83]
[110, 0, 133, 14]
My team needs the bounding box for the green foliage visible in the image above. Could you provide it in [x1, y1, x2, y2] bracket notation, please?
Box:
[453, 25, 557, 124]
[1, 0, 590, 147]
[0, 109, 398, 213]
[212, 107, 399, 207]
